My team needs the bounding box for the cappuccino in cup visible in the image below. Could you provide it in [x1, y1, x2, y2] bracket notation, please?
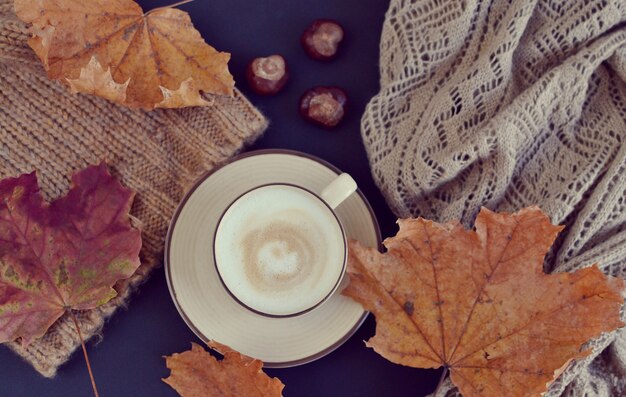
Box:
[214, 175, 356, 317]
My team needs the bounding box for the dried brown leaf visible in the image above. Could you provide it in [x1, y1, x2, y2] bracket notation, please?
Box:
[163, 342, 284, 397]
[344, 207, 625, 397]
[14, 0, 234, 109]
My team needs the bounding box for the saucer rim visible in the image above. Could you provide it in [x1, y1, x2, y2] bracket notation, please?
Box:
[164, 149, 382, 368]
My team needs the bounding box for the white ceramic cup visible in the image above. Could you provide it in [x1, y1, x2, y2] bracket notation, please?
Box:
[213, 173, 357, 317]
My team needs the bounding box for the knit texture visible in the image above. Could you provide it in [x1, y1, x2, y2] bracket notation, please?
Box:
[361, 0, 626, 396]
[0, 1, 267, 378]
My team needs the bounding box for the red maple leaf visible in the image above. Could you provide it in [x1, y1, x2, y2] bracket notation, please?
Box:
[0, 163, 141, 396]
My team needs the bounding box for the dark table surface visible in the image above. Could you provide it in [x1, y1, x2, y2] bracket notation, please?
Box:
[0, 1, 443, 396]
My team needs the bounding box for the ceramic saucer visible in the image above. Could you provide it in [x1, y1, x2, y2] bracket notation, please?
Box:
[165, 149, 381, 367]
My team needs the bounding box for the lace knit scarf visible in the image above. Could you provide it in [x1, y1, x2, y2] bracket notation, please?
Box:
[361, 0, 626, 395]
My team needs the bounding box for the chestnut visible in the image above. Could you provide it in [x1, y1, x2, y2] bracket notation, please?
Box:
[246, 55, 289, 95]
[301, 19, 345, 61]
[299, 86, 348, 128]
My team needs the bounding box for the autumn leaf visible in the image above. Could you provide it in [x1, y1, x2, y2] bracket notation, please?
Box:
[0, 163, 142, 346]
[13, 0, 234, 109]
[163, 341, 285, 397]
[343, 207, 625, 397]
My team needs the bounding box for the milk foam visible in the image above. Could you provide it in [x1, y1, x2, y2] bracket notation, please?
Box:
[214, 185, 345, 316]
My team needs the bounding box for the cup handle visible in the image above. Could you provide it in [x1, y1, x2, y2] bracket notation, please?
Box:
[320, 173, 357, 209]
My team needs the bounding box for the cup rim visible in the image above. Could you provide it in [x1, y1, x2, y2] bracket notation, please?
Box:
[212, 182, 348, 318]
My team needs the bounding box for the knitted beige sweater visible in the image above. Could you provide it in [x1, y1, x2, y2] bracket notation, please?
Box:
[0, 1, 267, 378]
[361, 0, 626, 396]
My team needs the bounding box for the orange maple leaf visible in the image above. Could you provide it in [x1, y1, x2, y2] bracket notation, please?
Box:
[343, 207, 625, 397]
[14, 0, 234, 109]
[163, 342, 285, 397]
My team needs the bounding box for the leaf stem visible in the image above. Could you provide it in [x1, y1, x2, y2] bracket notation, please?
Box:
[146, 0, 196, 15]
[70, 311, 100, 397]
[433, 366, 449, 396]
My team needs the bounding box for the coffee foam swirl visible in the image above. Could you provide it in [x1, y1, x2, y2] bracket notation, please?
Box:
[214, 184, 346, 316]
[241, 210, 326, 294]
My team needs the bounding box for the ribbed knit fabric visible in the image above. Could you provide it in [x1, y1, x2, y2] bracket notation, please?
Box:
[0, 1, 267, 378]
[361, 0, 626, 396]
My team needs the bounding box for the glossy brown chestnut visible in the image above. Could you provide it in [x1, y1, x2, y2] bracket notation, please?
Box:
[301, 19, 345, 61]
[299, 86, 348, 128]
[246, 55, 289, 95]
